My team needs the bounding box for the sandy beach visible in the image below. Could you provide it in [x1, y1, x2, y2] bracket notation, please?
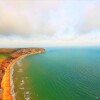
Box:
[1, 56, 22, 100]
[1, 54, 32, 100]
[1, 53, 44, 100]
[0, 48, 45, 100]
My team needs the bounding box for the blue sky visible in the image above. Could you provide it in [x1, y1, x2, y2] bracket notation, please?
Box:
[0, 0, 100, 47]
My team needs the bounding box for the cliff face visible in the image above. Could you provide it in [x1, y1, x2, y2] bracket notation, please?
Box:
[1, 48, 45, 70]
[11, 48, 45, 58]
[0, 48, 45, 88]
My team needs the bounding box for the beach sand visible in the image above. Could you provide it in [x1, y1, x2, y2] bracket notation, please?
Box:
[1, 54, 27, 100]
[1, 53, 40, 100]
[1, 58, 19, 100]
[0, 48, 45, 100]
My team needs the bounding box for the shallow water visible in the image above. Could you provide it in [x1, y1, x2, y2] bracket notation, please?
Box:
[13, 47, 100, 100]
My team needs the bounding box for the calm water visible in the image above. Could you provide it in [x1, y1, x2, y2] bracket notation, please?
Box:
[13, 47, 100, 100]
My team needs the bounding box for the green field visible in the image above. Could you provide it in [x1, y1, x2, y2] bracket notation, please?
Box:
[0, 53, 10, 60]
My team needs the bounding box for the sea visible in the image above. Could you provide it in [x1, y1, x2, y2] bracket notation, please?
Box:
[12, 46, 100, 100]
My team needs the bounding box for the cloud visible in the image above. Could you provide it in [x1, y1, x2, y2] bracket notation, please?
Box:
[0, 32, 100, 47]
[0, 0, 100, 47]
[0, 0, 83, 36]
[79, 3, 100, 34]
[0, 0, 63, 35]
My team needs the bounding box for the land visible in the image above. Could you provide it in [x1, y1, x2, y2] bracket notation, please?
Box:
[0, 48, 45, 100]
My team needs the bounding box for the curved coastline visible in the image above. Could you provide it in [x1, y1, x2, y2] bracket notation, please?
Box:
[1, 55, 25, 100]
[1, 48, 45, 100]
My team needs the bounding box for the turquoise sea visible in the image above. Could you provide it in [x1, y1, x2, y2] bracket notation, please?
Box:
[13, 47, 100, 100]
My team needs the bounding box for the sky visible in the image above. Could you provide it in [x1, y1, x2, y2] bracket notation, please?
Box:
[0, 0, 100, 47]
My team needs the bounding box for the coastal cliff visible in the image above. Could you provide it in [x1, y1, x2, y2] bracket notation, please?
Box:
[0, 48, 45, 100]
[1, 48, 45, 71]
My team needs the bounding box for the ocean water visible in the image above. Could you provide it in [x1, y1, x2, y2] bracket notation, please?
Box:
[13, 47, 100, 100]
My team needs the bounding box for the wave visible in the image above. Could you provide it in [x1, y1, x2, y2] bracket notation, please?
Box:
[10, 63, 16, 100]
[12, 57, 32, 100]
[16, 56, 25, 67]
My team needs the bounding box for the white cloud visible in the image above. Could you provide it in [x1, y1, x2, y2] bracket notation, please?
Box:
[0, 0, 100, 47]
[0, 0, 63, 35]
[79, 3, 100, 33]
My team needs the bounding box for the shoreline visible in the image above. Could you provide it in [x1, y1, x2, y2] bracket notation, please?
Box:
[0, 49, 45, 100]
[1, 55, 26, 100]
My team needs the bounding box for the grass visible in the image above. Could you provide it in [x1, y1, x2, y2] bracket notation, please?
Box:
[0, 54, 10, 59]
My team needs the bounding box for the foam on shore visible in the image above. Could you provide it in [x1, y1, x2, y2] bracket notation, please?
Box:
[1, 59, 16, 100]
[10, 62, 15, 100]
[1, 52, 45, 100]
[1, 56, 25, 100]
